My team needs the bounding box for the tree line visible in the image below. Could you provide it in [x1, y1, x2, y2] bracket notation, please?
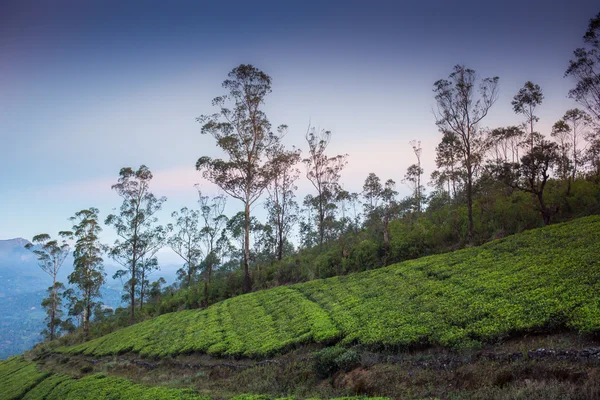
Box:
[25, 11, 600, 342]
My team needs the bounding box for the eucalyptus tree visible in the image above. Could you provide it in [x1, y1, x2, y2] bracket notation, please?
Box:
[168, 207, 203, 288]
[512, 81, 544, 150]
[487, 126, 525, 164]
[362, 173, 398, 265]
[105, 165, 167, 325]
[431, 131, 463, 200]
[561, 109, 591, 179]
[433, 65, 499, 240]
[303, 126, 348, 247]
[196, 64, 284, 294]
[67, 207, 106, 337]
[565, 12, 600, 124]
[196, 188, 228, 305]
[265, 143, 301, 263]
[403, 141, 424, 214]
[24, 232, 71, 340]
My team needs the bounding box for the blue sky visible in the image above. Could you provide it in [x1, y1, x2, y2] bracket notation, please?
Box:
[1, 0, 598, 265]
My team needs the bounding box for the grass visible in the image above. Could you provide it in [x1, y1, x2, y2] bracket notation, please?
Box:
[57, 216, 600, 359]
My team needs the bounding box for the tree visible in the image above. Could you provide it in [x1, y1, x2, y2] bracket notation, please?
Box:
[565, 12, 600, 124]
[303, 126, 348, 247]
[431, 131, 463, 200]
[265, 143, 301, 264]
[433, 65, 499, 241]
[551, 120, 573, 184]
[362, 173, 398, 266]
[561, 108, 591, 179]
[196, 64, 284, 294]
[137, 255, 159, 310]
[512, 81, 544, 150]
[411, 140, 424, 212]
[403, 141, 424, 214]
[196, 188, 228, 306]
[496, 139, 559, 225]
[24, 232, 71, 340]
[105, 165, 167, 325]
[168, 207, 203, 289]
[488, 126, 525, 164]
[67, 208, 106, 337]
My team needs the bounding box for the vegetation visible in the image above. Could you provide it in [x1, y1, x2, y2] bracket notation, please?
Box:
[56, 216, 600, 359]
[0, 357, 391, 400]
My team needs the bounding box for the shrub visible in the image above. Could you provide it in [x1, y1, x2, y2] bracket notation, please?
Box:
[313, 347, 360, 378]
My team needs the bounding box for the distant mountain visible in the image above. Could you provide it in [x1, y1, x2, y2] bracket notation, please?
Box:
[0, 238, 124, 359]
[0, 237, 179, 359]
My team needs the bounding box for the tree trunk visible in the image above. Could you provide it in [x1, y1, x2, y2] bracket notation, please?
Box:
[466, 165, 474, 242]
[129, 266, 136, 325]
[243, 202, 252, 294]
[537, 191, 551, 226]
[50, 275, 57, 341]
[382, 218, 390, 266]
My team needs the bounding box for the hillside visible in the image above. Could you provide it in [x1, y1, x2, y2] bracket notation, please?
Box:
[4, 216, 600, 399]
[59, 216, 600, 359]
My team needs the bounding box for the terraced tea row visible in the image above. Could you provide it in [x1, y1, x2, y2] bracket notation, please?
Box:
[0, 357, 389, 400]
[60, 216, 600, 358]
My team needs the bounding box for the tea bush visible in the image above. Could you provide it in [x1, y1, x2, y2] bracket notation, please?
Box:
[57, 216, 600, 357]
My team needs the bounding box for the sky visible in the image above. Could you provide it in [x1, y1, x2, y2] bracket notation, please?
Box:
[1, 0, 598, 267]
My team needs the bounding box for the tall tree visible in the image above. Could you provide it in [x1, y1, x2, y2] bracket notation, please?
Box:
[561, 108, 591, 180]
[431, 131, 463, 200]
[410, 140, 424, 213]
[196, 188, 228, 306]
[433, 65, 499, 241]
[168, 207, 203, 288]
[565, 12, 600, 124]
[512, 81, 544, 150]
[105, 165, 167, 325]
[265, 143, 301, 264]
[24, 232, 71, 340]
[67, 208, 106, 337]
[303, 126, 348, 247]
[362, 173, 398, 266]
[196, 64, 283, 294]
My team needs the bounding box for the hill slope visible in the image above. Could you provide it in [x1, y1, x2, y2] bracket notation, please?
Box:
[59, 216, 600, 359]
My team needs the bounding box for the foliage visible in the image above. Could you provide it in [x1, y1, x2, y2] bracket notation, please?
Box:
[105, 165, 167, 325]
[313, 346, 359, 378]
[57, 216, 600, 358]
[24, 232, 71, 340]
[433, 65, 499, 240]
[0, 357, 389, 400]
[565, 11, 600, 123]
[66, 207, 106, 337]
[196, 64, 285, 294]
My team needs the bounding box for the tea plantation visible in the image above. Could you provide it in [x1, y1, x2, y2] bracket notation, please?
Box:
[58, 216, 600, 358]
[0, 357, 389, 400]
